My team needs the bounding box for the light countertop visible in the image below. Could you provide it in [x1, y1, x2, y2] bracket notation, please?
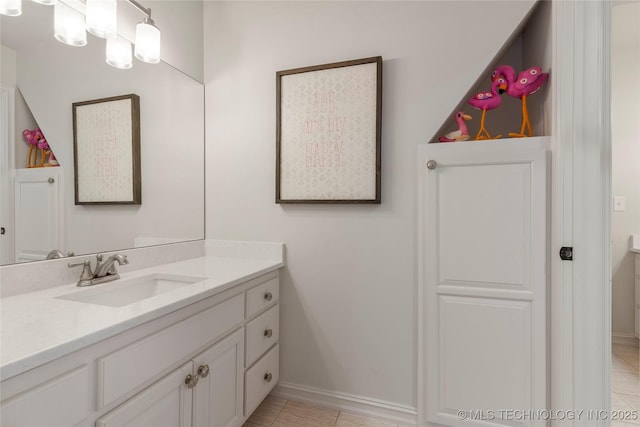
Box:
[1, 253, 284, 381]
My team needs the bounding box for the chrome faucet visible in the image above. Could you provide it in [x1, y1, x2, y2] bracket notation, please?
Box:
[95, 254, 129, 277]
[68, 253, 129, 287]
[46, 249, 75, 259]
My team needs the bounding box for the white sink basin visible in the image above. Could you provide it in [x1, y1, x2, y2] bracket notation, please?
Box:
[57, 274, 206, 307]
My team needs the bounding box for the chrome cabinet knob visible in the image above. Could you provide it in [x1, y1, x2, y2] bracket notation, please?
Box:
[264, 292, 273, 301]
[264, 328, 273, 338]
[197, 364, 210, 378]
[185, 374, 199, 389]
[264, 372, 273, 383]
[427, 160, 438, 170]
[48, 177, 55, 184]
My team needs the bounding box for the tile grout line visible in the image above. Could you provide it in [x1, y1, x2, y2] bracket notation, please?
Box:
[269, 399, 289, 427]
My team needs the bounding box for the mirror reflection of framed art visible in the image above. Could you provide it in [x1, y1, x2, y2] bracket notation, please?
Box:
[72, 94, 141, 205]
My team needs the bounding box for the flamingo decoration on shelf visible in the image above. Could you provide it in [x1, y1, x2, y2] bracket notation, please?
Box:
[491, 65, 549, 138]
[23, 128, 43, 168]
[467, 76, 507, 140]
[438, 111, 472, 142]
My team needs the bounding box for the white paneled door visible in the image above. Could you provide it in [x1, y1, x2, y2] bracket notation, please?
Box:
[420, 139, 549, 427]
[14, 167, 63, 262]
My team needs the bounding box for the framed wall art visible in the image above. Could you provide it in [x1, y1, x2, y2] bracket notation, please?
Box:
[72, 94, 141, 205]
[276, 56, 382, 204]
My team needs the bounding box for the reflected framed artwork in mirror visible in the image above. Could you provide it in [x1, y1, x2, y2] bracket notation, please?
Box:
[72, 94, 141, 205]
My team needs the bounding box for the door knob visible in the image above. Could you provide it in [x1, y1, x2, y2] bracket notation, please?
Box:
[264, 372, 273, 383]
[426, 160, 438, 170]
[264, 328, 273, 338]
[264, 292, 273, 301]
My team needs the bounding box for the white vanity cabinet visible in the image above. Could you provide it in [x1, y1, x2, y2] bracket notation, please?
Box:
[97, 329, 244, 427]
[0, 270, 280, 427]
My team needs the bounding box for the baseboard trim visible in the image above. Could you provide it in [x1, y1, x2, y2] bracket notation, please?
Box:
[270, 381, 417, 426]
[612, 332, 639, 346]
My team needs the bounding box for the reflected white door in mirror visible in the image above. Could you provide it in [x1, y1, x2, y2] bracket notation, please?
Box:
[14, 168, 64, 263]
[0, 86, 15, 265]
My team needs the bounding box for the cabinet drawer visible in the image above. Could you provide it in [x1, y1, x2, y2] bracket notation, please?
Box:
[98, 294, 244, 409]
[246, 277, 279, 318]
[245, 344, 279, 417]
[246, 305, 279, 367]
[635, 255, 640, 277]
[1, 366, 90, 427]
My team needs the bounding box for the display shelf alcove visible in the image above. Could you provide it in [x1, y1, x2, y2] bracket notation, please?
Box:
[431, 0, 552, 144]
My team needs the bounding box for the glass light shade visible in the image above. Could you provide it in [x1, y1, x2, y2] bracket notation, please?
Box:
[106, 37, 133, 69]
[32, 0, 57, 5]
[54, 2, 86, 46]
[134, 20, 161, 64]
[0, 0, 21, 16]
[85, 0, 117, 39]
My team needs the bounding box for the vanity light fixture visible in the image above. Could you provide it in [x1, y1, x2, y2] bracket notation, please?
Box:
[106, 36, 133, 69]
[0, 0, 21, 16]
[1, 0, 161, 69]
[85, 0, 117, 39]
[54, 1, 87, 46]
[134, 16, 160, 64]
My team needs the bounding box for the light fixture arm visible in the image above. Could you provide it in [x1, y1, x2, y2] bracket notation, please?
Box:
[124, 0, 151, 20]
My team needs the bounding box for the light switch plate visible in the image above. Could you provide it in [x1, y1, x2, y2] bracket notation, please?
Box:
[614, 196, 626, 212]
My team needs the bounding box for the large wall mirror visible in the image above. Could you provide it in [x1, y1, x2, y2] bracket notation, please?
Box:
[0, 0, 204, 266]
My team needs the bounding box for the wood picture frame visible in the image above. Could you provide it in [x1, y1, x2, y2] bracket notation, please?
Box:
[72, 94, 141, 205]
[276, 56, 382, 204]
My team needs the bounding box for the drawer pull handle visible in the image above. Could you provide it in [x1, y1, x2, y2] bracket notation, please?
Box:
[264, 292, 273, 301]
[264, 372, 273, 383]
[197, 364, 210, 378]
[185, 374, 199, 389]
[264, 328, 273, 338]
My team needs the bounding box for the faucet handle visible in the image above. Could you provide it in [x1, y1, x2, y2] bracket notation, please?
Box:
[94, 254, 104, 274]
[107, 255, 128, 275]
[68, 259, 94, 279]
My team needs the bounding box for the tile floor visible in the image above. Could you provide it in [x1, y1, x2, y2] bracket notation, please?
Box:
[245, 344, 639, 427]
[612, 343, 639, 427]
[243, 397, 410, 427]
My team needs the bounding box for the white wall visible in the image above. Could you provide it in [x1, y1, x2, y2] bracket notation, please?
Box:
[611, 2, 640, 337]
[1, 45, 16, 86]
[204, 1, 535, 407]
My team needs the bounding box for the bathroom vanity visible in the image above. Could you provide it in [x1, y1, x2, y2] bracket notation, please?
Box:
[0, 243, 283, 427]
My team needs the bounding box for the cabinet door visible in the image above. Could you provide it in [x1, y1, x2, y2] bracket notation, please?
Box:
[193, 329, 244, 427]
[422, 141, 548, 426]
[14, 167, 63, 262]
[1, 366, 90, 427]
[97, 362, 193, 427]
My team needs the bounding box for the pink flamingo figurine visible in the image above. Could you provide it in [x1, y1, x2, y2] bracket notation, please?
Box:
[491, 65, 549, 138]
[22, 128, 42, 168]
[467, 76, 507, 140]
[438, 111, 472, 142]
[37, 137, 51, 167]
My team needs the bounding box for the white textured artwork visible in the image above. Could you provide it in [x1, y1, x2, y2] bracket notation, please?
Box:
[75, 98, 134, 202]
[279, 60, 379, 201]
